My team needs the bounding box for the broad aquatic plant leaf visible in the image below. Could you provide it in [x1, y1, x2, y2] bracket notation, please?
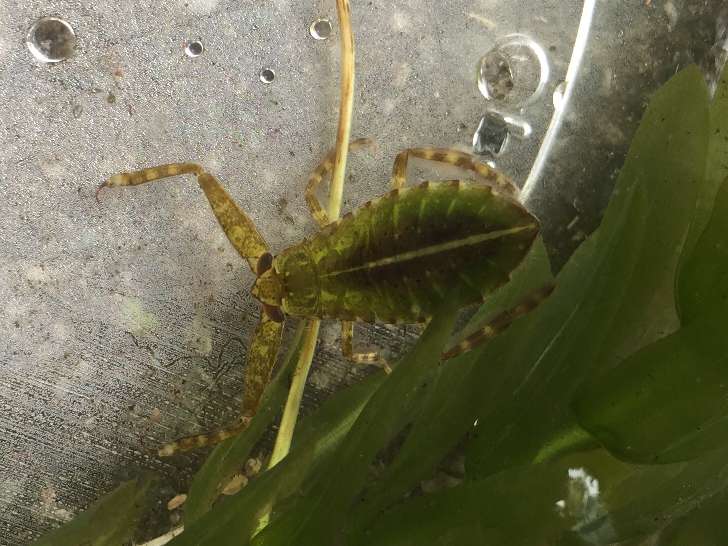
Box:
[350, 449, 628, 546]
[573, 71, 728, 464]
[676, 62, 728, 321]
[677, 177, 728, 324]
[657, 487, 728, 545]
[574, 179, 728, 464]
[168, 364, 386, 544]
[353, 444, 728, 546]
[593, 444, 728, 541]
[466, 65, 709, 477]
[31, 475, 154, 546]
[251, 304, 459, 546]
[348, 465, 573, 546]
[573, 318, 728, 464]
[184, 322, 308, 525]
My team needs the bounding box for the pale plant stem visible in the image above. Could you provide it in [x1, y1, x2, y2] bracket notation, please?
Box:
[267, 0, 354, 472]
[328, 0, 355, 221]
[255, 0, 355, 534]
[267, 319, 320, 468]
[136, 526, 184, 546]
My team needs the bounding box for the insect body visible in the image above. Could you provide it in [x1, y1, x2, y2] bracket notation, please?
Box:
[255, 180, 537, 324]
[100, 144, 539, 455]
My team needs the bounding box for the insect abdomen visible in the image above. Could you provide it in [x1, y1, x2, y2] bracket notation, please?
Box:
[279, 181, 538, 322]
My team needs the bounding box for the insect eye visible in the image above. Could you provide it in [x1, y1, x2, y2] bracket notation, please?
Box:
[263, 303, 285, 322]
[256, 252, 274, 275]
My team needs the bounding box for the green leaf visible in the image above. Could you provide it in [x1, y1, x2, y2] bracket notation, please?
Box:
[466, 64, 709, 477]
[594, 445, 728, 541]
[573, 71, 728, 465]
[573, 318, 728, 463]
[657, 487, 728, 545]
[184, 322, 308, 525]
[31, 475, 154, 546]
[350, 449, 629, 546]
[677, 177, 728, 324]
[676, 62, 728, 322]
[348, 460, 574, 546]
[252, 303, 459, 546]
[352, 444, 728, 546]
[168, 362, 386, 545]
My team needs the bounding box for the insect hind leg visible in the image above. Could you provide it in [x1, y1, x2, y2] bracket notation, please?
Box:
[341, 320, 391, 373]
[158, 414, 251, 457]
[390, 148, 519, 197]
[441, 284, 554, 360]
[305, 138, 376, 228]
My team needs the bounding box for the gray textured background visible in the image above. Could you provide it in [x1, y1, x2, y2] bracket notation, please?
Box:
[0, 1, 725, 544]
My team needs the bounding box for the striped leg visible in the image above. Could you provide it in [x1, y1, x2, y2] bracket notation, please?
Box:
[158, 313, 283, 456]
[99, 163, 282, 456]
[390, 148, 519, 197]
[341, 321, 391, 373]
[441, 285, 554, 360]
[158, 414, 250, 457]
[305, 138, 375, 227]
[99, 163, 269, 272]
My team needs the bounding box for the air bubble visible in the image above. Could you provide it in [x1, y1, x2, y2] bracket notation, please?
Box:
[185, 40, 204, 58]
[26, 17, 76, 63]
[259, 68, 275, 84]
[477, 34, 550, 107]
[309, 18, 333, 40]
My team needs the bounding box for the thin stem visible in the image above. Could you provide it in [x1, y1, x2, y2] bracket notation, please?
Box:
[257, 0, 355, 534]
[268, 0, 355, 470]
[267, 320, 320, 468]
[329, 0, 355, 220]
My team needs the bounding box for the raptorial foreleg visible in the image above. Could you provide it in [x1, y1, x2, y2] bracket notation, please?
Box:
[99, 163, 269, 272]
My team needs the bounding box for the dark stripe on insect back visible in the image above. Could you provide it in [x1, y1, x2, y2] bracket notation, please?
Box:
[305, 182, 537, 321]
[360, 230, 525, 321]
[318, 225, 536, 278]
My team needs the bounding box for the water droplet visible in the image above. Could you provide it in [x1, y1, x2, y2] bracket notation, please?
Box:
[26, 17, 76, 63]
[309, 18, 333, 40]
[259, 68, 275, 84]
[553, 80, 567, 110]
[185, 40, 204, 58]
[472, 113, 509, 156]
[477, 34, 550, 107]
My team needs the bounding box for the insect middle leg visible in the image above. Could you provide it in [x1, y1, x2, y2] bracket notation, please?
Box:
[390, 148, 519, 197]
[305, 138, 375, 227]
[341, 320, 392, 373]
[158, 314, 283, 457]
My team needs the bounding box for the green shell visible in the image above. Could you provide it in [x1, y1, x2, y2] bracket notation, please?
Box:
[274, 180, 538, 323]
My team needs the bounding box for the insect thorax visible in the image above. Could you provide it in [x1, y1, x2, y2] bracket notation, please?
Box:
[275, 248, 320, 317]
